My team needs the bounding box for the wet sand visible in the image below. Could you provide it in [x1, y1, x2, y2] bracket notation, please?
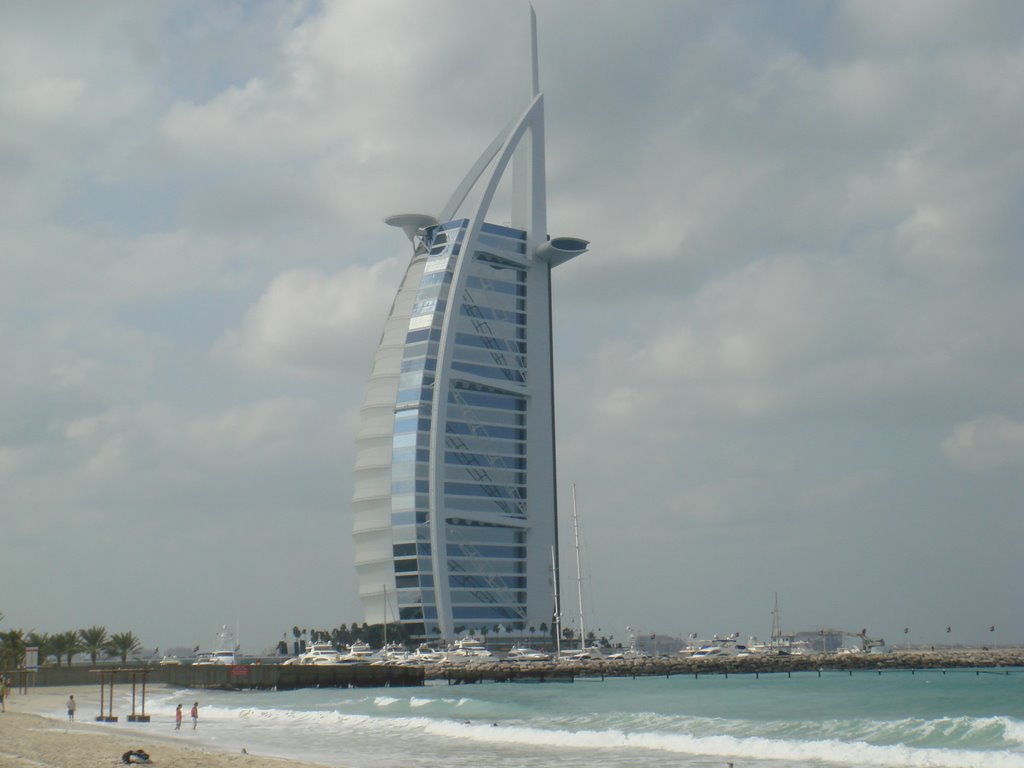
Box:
[0, 685, 333, 768]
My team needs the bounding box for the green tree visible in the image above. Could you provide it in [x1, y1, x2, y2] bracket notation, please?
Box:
[103, 631, 142, 663]
[50, 631, 84, 666]
[79, 626, 108, 664]
[0, 629, 27, 669]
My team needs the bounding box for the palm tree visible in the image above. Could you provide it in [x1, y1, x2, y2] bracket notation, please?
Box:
[79, 626, 108, 665]
[0, 629, 27, 669]
[103, 631, 142, 663]
[51, 630, 85, 666]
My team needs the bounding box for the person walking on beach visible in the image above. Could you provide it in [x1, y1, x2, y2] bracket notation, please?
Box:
[66, 695, 77, 721]
[175, 703, 183, 730]
[191, 701, 199, 729]
[1, 677, 8, 712]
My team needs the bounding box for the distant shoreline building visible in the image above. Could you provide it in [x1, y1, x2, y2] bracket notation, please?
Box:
[351, 10, 587, 641]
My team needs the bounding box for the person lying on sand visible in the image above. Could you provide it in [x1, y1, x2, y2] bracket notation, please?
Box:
[121, 748, 151, 764]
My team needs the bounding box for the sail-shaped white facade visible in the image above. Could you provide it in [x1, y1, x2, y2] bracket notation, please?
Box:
[352, 10, 586, 641]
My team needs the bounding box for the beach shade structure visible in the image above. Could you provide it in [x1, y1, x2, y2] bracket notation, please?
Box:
[126, 668, 152, 722]
[91, 667, 154, 723]
[92, 669, 118, 722]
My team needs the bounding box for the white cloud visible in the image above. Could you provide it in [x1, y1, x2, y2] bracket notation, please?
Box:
[217, 260, 400, 377]
[942, 416, 1024, 473]
[2, 0, 1023, 649]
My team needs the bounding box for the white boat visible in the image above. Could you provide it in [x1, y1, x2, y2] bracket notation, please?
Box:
[158, 655, 181, 666]
[505, 644, 551, 662]
[337, 639, 376, 662]
[193, 650, 237, 665]
[610, 627, 652, 660]
[690, 637, 751, 659]
[605, 648, 650, 661]
[371, 642, 410, 665]
[193, 625, 238, 665]
[447, 636, 493, 659]
[558, 646, 604, 662]
[408, 643, 447, 664]
[291, 641, 346, 665]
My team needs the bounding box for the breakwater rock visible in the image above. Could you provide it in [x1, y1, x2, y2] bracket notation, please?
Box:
[424, 648, 1024, 683]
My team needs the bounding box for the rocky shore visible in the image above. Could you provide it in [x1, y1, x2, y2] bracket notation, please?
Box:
[424, 647, 1024, 683]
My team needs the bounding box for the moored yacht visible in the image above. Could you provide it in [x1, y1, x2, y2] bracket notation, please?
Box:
[193, 625, 238, 665]
[371, 642, 410, 665]
[408, 643, 447, 664]
[194, 650, 237, 665]
[338, 639, 375, 662]
[505, 644, 551, 662]
[447, 636, 493, 660]
[288, 641, 345, 665]
[690, 636, 751, 659]
[558, 646, 603, 662]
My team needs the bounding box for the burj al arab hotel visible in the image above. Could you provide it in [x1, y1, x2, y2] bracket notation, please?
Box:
[352, 9, 587, 642]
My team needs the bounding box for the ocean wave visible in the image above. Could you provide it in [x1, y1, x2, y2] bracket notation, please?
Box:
[421, 719, 1024, 768]
[531, 708, 1024, 751]
[1004, 719, 1024, 746]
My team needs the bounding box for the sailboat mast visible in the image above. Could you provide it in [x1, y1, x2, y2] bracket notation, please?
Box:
[572, 483, 586, 650]
[771, 592, 782, 644]
[551, 545, 561, 658]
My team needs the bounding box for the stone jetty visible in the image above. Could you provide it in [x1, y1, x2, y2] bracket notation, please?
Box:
[19, 648, 1022, 692]
[425, 647, 1024, 683]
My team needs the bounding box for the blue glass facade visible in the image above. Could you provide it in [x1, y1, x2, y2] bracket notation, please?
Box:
[352, 17, 585, 641]
[384, 221, 534, 637]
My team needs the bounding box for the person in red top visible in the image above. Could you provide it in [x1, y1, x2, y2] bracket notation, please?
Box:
[174, 704, 182, 730]
[191, 702, 199, 730]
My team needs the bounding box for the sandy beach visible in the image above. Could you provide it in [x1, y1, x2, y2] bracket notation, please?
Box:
[0, 686, 334, 768]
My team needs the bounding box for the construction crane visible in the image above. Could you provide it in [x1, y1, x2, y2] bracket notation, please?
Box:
[852, 628, 885, 652]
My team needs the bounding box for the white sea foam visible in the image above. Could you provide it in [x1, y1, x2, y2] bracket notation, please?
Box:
[125, 673, 1024, 768]
[1003, 718, 1024, 746]
[418, 719, 1024, 768]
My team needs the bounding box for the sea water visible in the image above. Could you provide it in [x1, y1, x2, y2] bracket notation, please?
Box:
[113, 669, 1023, 767]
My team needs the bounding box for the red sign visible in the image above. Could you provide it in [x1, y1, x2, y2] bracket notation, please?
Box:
[229, 665, 250, 677]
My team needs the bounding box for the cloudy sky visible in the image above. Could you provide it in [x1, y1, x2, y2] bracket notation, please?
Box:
[2, 0, 1022, 654]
